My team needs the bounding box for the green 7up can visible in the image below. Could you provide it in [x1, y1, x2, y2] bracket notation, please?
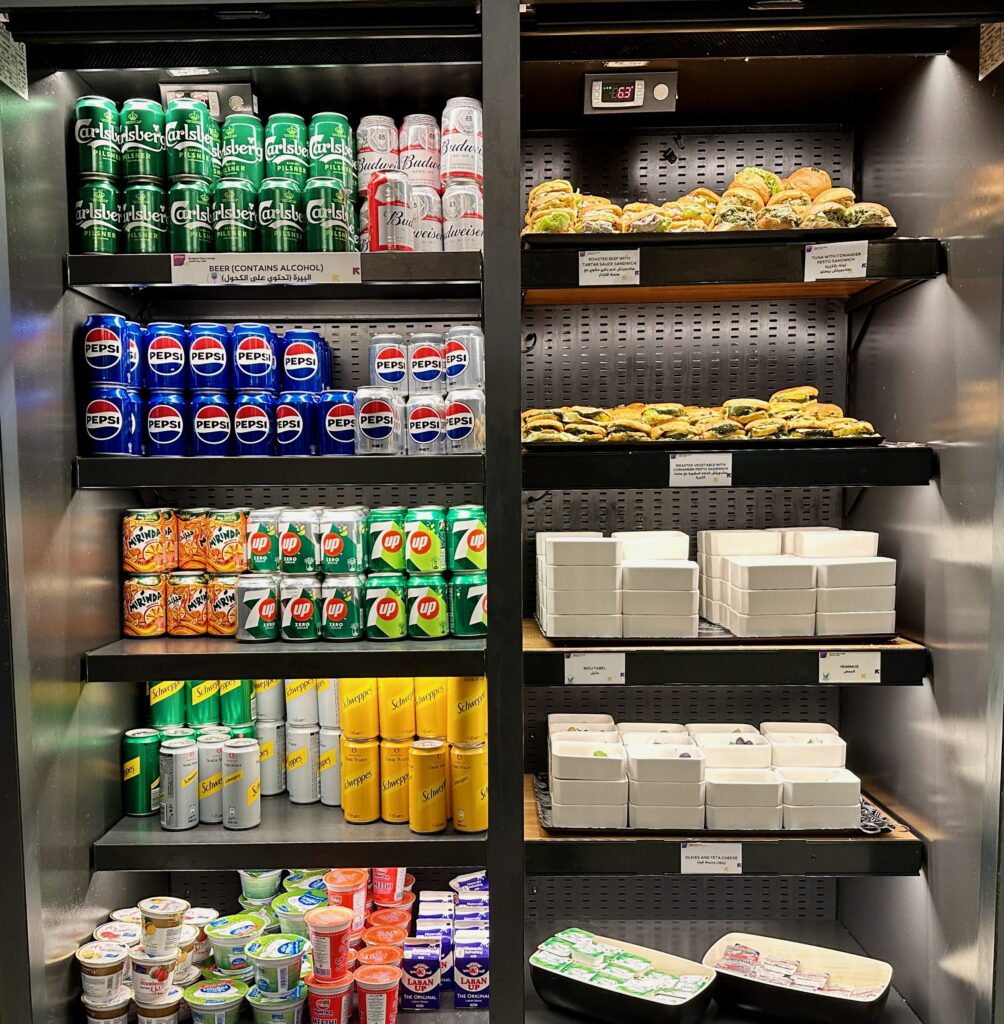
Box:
[406, 506, 447, 573]
[408, 573, 450, 640]
[367, 507, 406, 572]
[236, 573, 279, 642]
[450, 571, 487, 637]
[448, 505, 487, 571]
[365, 573, 407, 641]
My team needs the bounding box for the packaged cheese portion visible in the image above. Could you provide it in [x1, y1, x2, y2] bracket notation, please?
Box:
[815, 610, 896, 635]
[539, 612, 622, 638]
[611, 531, 690, 561]
[767, 526, 839, 553]
[727, 609, 815, 637]
[727, 585, 816, 616]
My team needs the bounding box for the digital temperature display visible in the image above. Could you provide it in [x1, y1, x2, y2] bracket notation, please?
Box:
[600, 81, 637, 103]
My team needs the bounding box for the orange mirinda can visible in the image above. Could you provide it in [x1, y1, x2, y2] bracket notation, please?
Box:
[204, 509, 248, 573]
[177, 508, 208, 569]
[123, 574, 166, 637]
[207, 574, 238, 636]
[379, 738, 410, 823]
[166, 571, 209, 636]
[122, 510, 168, 574]
[157, 508, 179, 571]
[413, 677, 447, 739]
[408, 739, 447, 834]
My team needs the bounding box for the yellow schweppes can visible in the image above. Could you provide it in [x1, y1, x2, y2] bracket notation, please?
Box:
[414, 677, 448, 739]
[451, 742, 488, 833]
[380, 738, 411, 823]
[339, 678, 379, 740]
[341, 737, 380, 823]
[377, 677, 416, 739]
[447, 676, 487, 745]
[408, 739, 447, 834]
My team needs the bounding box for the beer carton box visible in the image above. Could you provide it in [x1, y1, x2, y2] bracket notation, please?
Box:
[454, 928, 490, 1009]
[401, 937, 442, 1011]
[415, 918, 454, 991]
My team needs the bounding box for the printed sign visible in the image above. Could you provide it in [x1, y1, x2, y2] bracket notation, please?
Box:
[0, 24, 27, 101]
[564, 652, 626, 685]
[980, 23, 1004, 80]
[170, 252, 361, 286]
[681, 843, 742, 875]
[804, 241, 869, 282]
[819, 650, 882, 684]
[578, 249, 640, 286]
[669, 452, 733, 487]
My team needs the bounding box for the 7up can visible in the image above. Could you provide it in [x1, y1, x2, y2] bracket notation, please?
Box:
[221, 114, 264, 187]
[246, 508, 280, 572]
[367, 507, 406, 572]
[169, 181, 212, 253]
[258, 177, 303, 251]
[319, 508, 365, 573]
[406, 507, 447, 573]
[321, 574, 365, 641]
[278, 509, 320, 574]
[450, 571, 487, 637]
[75, 95, 120, 180]
[213, 177, 257, 252]
[448, 505, 487, 571]
[123, 183, 167, 254]
[365, 573, 408, 641]
[165, 97, 214, 182]
[309, 112, 355, 187]
[408, 574, 450, 640]
[281, 576, 322, 641]
[120, 98, 165, 181]
[304, 178, 354, 252]
[264, 113, 308, 186]
[77, 180, 120, 254]
[236, 573, 279, 642]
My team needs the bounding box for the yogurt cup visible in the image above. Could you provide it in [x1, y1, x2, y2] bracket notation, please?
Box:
[175, 925, 199, 976]
[304, 906, 354, 982]
[175, 965, 202, 988]
[82, 986, 133, 1024]
[134, 984, 184, 1024]
[183, 909, 219, 965]
[404, 874, 415, 892]
[139, 897, 191, 955]
[323, 870, 368, 934]
[111, 908, 143, 925]
[370, 869, 406, 905]
[365, 909, 410, 932]
[360, 926, 406, 950]
[355, 946, 403, 969]
[182, 979, 248, 1024]
[354, 965, 402, 1024]
[372, 890, 415, 914]
[246, 983, 308, 1024]
[130, 946, 178, 1001]
[245, 934, 308, 997]
[94, 922, 143, 948]
[205, 915, 267, 972]
[304, 972, 354, 1024]
[77, 942, 129, 1003]
[239, 870, 284, 901]
[200, 963, 254, 985]
[282, 872, 327, 896]
[271, 891, 326, 939]
[239, 895, 280, 933]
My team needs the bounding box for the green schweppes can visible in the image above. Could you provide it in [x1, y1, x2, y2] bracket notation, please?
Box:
[367, 507, 406, 572]
[122, 728, 161, 816]
[365, 572, 408, 641]
[185, 679, 221, 725]
[447, 505, 488, 571]
[450, 571, 488, 637]
[405, 506, 447, 574]
[407, 573, 450, 640]
[147, 680, 186, 727]
[219, 678, 254, 725]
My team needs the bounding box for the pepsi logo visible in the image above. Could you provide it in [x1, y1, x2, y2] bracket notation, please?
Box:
[373, 345, 406, 384]
[376, 597, 400, 620]
[84, 398, 122, 440]
[408, 405, 442, 446]
[417, 596, 441, 620]
[83, 326, 122, 370]
[280, 532, 302, 556]
[446, 401, 475, 441]
[190, 335, 229, 378]
[250, 533, 272, 555]
[127, 337, 140, 376]
[194, 404, 230, 445]
[234, 405, 271, 445]
[467, 528, 487, 553]
[323, 534, 344, 557]
[289, 597, 315, 622]
[444, 339, 470, 378]
[283, 341, 319, 381]
[235, 335, 274, 376]
[146, 335, 185, 377]
[324, 403, 355, 442]
[146, 403, 184, 445]
[409, 344, 443, 384]
[276, 404, 303, 445]
[325, 597, 349, 622]
[359, 399, 395, 441]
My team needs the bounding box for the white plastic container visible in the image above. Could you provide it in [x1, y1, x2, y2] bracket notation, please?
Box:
[622, 590, 698, 616]
[812, 556, 897, 588]
[705, 804, 783, 830]
[815, 586, 896, 613]
[535, 530, 602, 555]
[815, 610, 896, 635]
[769, 733, 847, 767]
[696, 733, 773, 769]
[549, 730, 623, 746]
[617, 722, 688, 735]
[759, 722, 838, 737]
[701, 530, 781, 556]
[539, 612, 622, 638]
[767, 526, 839, 553]
[629, 804, 705, 829]
[621, 731, 695, 747]
[775, 767, 861, 805]
[621, 560, 698, 592]
[611, 530, 690, 561]
[547, 714, 615, 732]
[727, 585, 816, 616]
[551, 800, 628, 828]
[726, 555, 817, 591]
[686, 723, 760, 736]
[542, 589, 622, 615]
[790, 530, 879, 557]
[629, 779, 706, 807]
[627, 744, 704, 783]
[550, 740, 627, 781]
[541, 564, 622, 591]
[622, 613, 698, 639]
[783, 803, 861, 829]
[551, 777, 629, 805]
[544, 537, 622, 565]
[705, 768, 782, 807]
[728, 610, 815, 638]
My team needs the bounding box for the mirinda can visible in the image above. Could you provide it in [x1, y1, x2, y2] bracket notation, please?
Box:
[124, 574, 166, 636]
[414, 678, 447, 739]
[204, 508, 248, 573]
[339, 678, 378, 740]
[158, 508, 179, 570]
[447, 676, 487, 746]
[177, 508, 208, 569]
[377, 678, 415, 740]
[207, 574, 238, 636]
[341, 738, 380, 824]
[166, 571, 209, 636]
[380, 739, 410, 824]
[408, 739, 447, 835]
[123, 509, 169, 574]
[451, 743, 488, 833]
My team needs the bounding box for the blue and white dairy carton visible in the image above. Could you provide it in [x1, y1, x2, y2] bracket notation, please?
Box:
[401, 937, 442, 1011]
[450, 870, 488, 892]
[415, 918, 454, 991]
[454, 928, 490, 1009]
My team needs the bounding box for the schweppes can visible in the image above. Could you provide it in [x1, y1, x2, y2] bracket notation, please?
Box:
[380, 738, 410, 823]
[147, 680, 185, 727]
[339, 677, 378, 740]
[222, 737, 261, 830]
[414, 677, 448, 739]
[185, 679, 221, 726]
[451, 742, 488, 833]
[408, 738, 447, 834]
[377, 677, 416, 739]
[341, 737, 380, 823]
[447, 676, 487, 745]
[197, 732, 229, 824]
[219, 678, 253, 725]
[122, 728, 161, 816]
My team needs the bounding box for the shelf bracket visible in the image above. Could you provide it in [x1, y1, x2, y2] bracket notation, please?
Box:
[842, 486, 866, 520]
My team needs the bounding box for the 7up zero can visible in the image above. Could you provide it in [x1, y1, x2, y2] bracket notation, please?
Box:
[319, 508, 365, 574]
[123, 728, 161, 816]
[367, 508, 406, 572]
[120, 98, 165, 181]
[365, 573, 408, 641]
[246, 509, 280, 573]
[236, 573, 280, 642]
[169, 181, 212, 253]
[77, 180, 120, 254]
[309, 112, 355, 188]
[408, 574, 450, 640]
[165, 97, 214, 182]
[221, 114, 264, 187]
[321, 574, 365, 641]
[213, 177, 257, 252]
[278, 510, 320, 574]
[406, 506, 447, 573]
[75, 95, 119, 180]
[258, 177, 303, 252]
[450, 571, 487, 637]
[281, 576, 322, 641]
[264, 113, 308, 187]
[304, 178, 354, 252]
[448, 505, 488, 571]
[123, 183, 167, 254]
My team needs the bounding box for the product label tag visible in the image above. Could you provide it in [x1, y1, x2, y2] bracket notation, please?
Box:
[669, 452, 733, 486]
[980, 23, 1004, 80]
[819, 650, 882, 683]
[170, 252, 361, 286]
[0, 24, 27, 101]
[804, 241, 869, 282]
[680, 842, 742, 875]
[564, 652, 625, 685]
[578, 249, 640, 286]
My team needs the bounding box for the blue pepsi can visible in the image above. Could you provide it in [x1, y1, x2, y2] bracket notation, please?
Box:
[125, 322, 143, 389]
[144, 389, 189, 456]
[280, 329, 327, 393]
[142, 321, 190, 391]
[82, 384, 142, 455]
[187, 322, 234, 391]
[190, 390, 233, 456]
[318, 390, 356, 455]
[80, 314, 129, 385]
[232, 322, 277, 391]
[276, 391, 318, 456]
[234, 390, 276, 456]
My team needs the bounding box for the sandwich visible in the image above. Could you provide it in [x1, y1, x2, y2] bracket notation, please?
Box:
[668, 222, 708, 233]
[845, 202, 896, 228]
[723, 397, 770, 424]
[686, 187, 722, 208]
[786, 167, 832, 199]
[770, 386, 819, 405]
[731, 167, 782, 203]
[756, 204, 802, 230]
[641, 403, 686, 425]
[812, 403, 844, 420]
[713, 205, 757, 230]
[562, 423, 607, 442]
[623, 206, 673, 232]
[746, 419, 785, 439]
[768, 189, 813, 210]
[652, 420, 699, 440]
[814, 187, 856, 208]
[523, 425, 567, 442]
[606, 421, 652, 441]
[801, 202, 847, 228]
[563, 406, 612, 424]
[577, 207, 621, 233]
[788, 418, 833, 438]
[527, 208, 576, 233]
[528, 179, 574, 205]
[719, 186, 766, 212]
[700, 419, 745, 439]
[832, 419, 876, 437]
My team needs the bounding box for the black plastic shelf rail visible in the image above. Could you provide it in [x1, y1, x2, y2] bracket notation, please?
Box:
[85, 637, 486, 682]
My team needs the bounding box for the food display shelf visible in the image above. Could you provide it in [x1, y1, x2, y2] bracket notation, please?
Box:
[85, 637, 486, 681]
[522, 620, 928, 686]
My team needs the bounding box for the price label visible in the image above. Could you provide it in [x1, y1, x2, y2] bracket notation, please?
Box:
[680, 843, 742, 875]
[564, 652, 626, 686]
[170, 252, 362, 286]
[818, 650, 882, 684]
[804, 241, 869, 282]
[578, 249, 640, 286]
[669, 452, 733, 487]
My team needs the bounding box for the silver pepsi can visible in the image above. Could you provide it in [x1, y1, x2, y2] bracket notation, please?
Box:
[320, 727, 342, 807]
[286, 723, 321, 805]
[355, 386, 406, 454]
[256, 718, 287, 796]
[445, 388, 485, 454]
[197, 732, 229, 824]
[356, 115, 399, 198]
[368, 333, 408, 392]
[223, 737, 261, 830]
[406, 393, 446, 455]
[410, 185, 443, 253]
[407, 333, 445, 394]
[443, 325, 485, 389]
[443, 182, 483, 252]
[399, 114, 441, 191]
[367, 170, 414, 252]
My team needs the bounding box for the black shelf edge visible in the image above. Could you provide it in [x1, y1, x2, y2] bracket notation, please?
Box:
[93, 801, 487, 871]
[74, 455, 485, 489]
[85, 637, 486, 682]
[522, 443, 937, 490]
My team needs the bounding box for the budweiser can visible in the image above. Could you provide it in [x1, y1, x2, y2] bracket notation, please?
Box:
[367, 170, 414, 252]
[410, 186, 444, 253]
[355, 386, 405, 455]
[356, 115, 399, 198]
[443, 183, 483, 253]
[399, 114, 441, 191]
[440, 97, 483, 187]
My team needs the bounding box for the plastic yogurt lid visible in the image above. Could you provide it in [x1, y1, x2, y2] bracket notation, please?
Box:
[110, 908, 142, 924]
[205, 914, 267, 938]
[272, 891, 326, 914]
[247, 983, 307, 1006]
[130, 945, 179, 966]
[132, 985, 184, 1008]
[245, 935, 308, 960]
[183, 980, 249, 1007]
[93, 922, 142, 945]
[304, 906, 354, 932]
[178, 924, 199, 947]
[239, 869, 282, 878]
[283, 872, 327, 893]
[76, 941, 129, 966]
[303, 972, 354, 994]
[81, 987, 133, 1011]
[354, 965, 403, 990]
[184, 908, 220, 927]
[239, 894, 275, 909]
[323, 868, 368, 891]
[139, 897, 191, 919]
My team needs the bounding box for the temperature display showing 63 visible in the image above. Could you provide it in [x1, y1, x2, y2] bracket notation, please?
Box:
[600, 81, 637, 103]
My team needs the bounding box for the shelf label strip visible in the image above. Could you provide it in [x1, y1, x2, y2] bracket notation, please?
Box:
[819, 650, 882, 683]
[669, 452, 733, 487]
[170, 252, 362, 286]
[804, 240, 869, 282]
[681, 842, 742, 875]
[577, 249, 640, 286]
[564, 652, 625, 685]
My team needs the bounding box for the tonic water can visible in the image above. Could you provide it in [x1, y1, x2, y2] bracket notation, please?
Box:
[123, 728, 161, 816]
[413, 678, 448, 739]
[451, 742, 488, 833]
[341, 737, 380, 823]
[236, 573, 280, 642]
[380, 738, 410, 823]
[339, 677, 379, 740]
[407, 574, 450, 640]
[408, 739, 447, 834]
[447, 675, 487, 745]
[160, 738, 199, 831]
[377, 677, 415, 739]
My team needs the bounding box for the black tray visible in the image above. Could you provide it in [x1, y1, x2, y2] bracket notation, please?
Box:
[523, 435, 885, 451]
[522, 226, 897, 248]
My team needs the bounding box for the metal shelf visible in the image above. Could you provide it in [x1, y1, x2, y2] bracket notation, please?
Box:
[74, 455, 484, 489]
[85, 637, 486, 682]
[523, 620, 928, 686]
[93, 800, 486, 871]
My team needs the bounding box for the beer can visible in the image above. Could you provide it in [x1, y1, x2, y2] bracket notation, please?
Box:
[222, 737, 262, 830]
[142, 320, 189, 390]
[443, 182, 484, 252]
[447, 676, 487, 745]
[191, 392, 233, 457]
[232, 322, 278, 391]
[355, 387, 405, 455]
[440, 97, 484, 187]
[221, 113, 265, 187]
[166, 571, 208, 636]
[254, 677, 284, 720]
[247, 509, 281, 572]
[304, 177, 355, 253]
[309, 111, 355, 187]
[319, 508, 365, 574]
[207, 575, 238, 636]
[277, 391, 319, 456]
[321, 575, 365, 641]
[318, 390, 356, 455]
[166, 97, 214, 182]
[236, 573, 280, 642]
[286, 723, 321, 804]
[123, 183, 167, 254]
[213, 176, 257, 252]
[450, 573, 488, 638]
[410, 185, 444, 253]
[376, 677, 415, 739]
[188, 322, 234, 391]
[399, 114, 441, 191]
[278, 509, 320, 574]
[123, 509, 167, 574]
[234, 390, 277, 457]
[75, 95, 119, 180]
[147, 680, 186, 728]
[356, 115, 399, 198]
[123, 574, 166, 637]
[145, 390, 189, 457]
[451, 743, 488, 833]
[445, 388, 486, 454]
[186, 679, 220, 726]
[168, 180, 213, 253]
[320, 727, 342, 806]
[407, 334, 445, 394]
[123, 728, 161, 817]
[443, 326, 484, 390]
[280, 576, 322, 641]
[209, 117, 222, 182]
[84, 384, 141, 456]
[121, 98, 166, 182]
[406, 506, 448, 573]
[368, 333, 408, 392]
[220, 678, 254, 725]
[198, 733, 227, 824]
[367, 170, 414, 252]
[160, 738, 199, 831]
[414, 678, 448, 739]
[447, 504, 488, 571]
[339, 677, 379, 740]
[367, 508, 406, 572]
[316, 678, 340, 728]
[341, 737, 380, 823]
[281, 329, 328, 392]
[380, 738, 411, 823]
[77, 179, 120, 254]
[258, 176, 304, 251]
[264, 113, 308, 186]
[81, 313, 129, 387]
[408, 739, 447, 834]
[407, 574, 450, 641]
[256, 718, 287, 796]
[284, 678, 319, 726]
[205, 509, 248, 573]
[359, 198, 370, 252]
[365, 574, 408, 642]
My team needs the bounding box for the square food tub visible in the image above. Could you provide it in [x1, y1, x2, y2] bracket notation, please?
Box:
[696, 733, 773, 769]
[705, 805, 783, 830]
[629, 779, 706, 807]
[629, 804, 706, 829]
[783, 804, 862, 830]
[775, 767, 861, 806]
[769, 733, 847, 768]
[551, 740, 627, 781]
[627, 744, 705, 783]
[706, 769, 782, 807]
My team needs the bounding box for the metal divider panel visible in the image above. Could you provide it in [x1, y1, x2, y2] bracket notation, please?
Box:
[158, 483, 481, 510]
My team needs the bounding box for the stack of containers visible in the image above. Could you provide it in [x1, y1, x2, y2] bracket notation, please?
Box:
[620, 723, 705, 829]
[547, 714, 628, 826]
[537, 536, 623, 638]
[694, 724, 783, 830]
[618, 531, 699, 639]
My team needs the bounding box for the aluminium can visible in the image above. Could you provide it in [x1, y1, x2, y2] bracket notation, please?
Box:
[281, 329, 327, 392]
[356, 115, 399, 198]
[221, 113, 265, 187]
[316, 678, 339, 729]
[160, 726, 196, 741]
[213, 176, 257, 252]
[230, 723, 257, 739]
[222, 737, 262, 829]
[236, 573, 280, 642]
[75, 95, 119, 180]
[451, 742, 488, 833]
[76, 179, 120, 254]
[442, 325, 485, 391]
[165, 97, 214, 182]
[187, 322, 234, 390]
[366, 508, 406, 572]
[410, 185, 444, 252]
[317, 390, 356, 455]
[447, 504, 487, 571]
[355, 387, 405, 455]
[147, 680, 186, 727]
[246, 509, 281, 573]
[407, 333, 445, 394]
[444, 388, 485, 454]
[204, 508, 248, 573]
[185, 679, 220, 726]
[208, 117, 222, 182]
[284, 677, 319, 726]
[197, 733, 227, 824]
[399, 114, 441, 191]
[309, 111, 355, 187]
[364, 572, 408, 641]
[286, 723, 321, 804]
[254, 678, 284, 721]
[442, 181, 484, 252]
[124, 322, 143, 388]
[414, 677, 448, 739]
[84, 384, 141, 456]
[190, 390, 233, 457]
[123, 573, 166, 637]
[440, 97, 483, 187]
[276, 391, 318, 455]
[256, 718, 287, 795]
[367, 170, 414, 252]
[405, 506, 447, 573]
[319, 508, 365, 574]
[449, 573, 488, 639]
[122, 506, 164, 574]
[321, 575, 365, 641]
[377, 677, 415, 739]
[278, 509, 320, 574]
[264, 113, 308, 186]
[232, 323, 278, 391]
[141, 320, 188, 390]
[207, 575, 238, 636]
[120, 98, 166, 182]
[408, 739, 448, 834]
[406, 394, 445, 457]
[123, 183, 167, 254]
[407, 574, 450, 640]
[319, 727, 342, 806]
[341, 737, 380, 823]
[447, 675, 487, 746]
[122, 728, 161, 817]
[380, 738, 410, 823]
[339, 677, 379, 741]
[168, 180, 213, 253]
[304, 177, 355, 252]
[166, 570, 208, 636]
[234, 390, 277, 457]
[159, 737, 199, 831]
[144, 390, 188, 457]
[368, 333, 408, 392]
[280, 576, 322, 641]
[220, 678, 254, 725]
[177, 508, 207, 570]
[358, 198, 369, 252]
[258, 176, 304, 251]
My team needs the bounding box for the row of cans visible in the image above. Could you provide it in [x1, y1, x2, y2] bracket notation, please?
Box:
[366, 172, 483, 254]
[369, 327, 484, 393]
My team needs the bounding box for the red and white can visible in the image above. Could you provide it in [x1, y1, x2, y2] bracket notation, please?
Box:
[371, 868, 407, 904]
[367, 171, 414, 252]
[357, 115, 399, 198]
[440, 97, 483, 187]
[410, 186, 444, 253]
[399, 114, 441, 191]
[443, 182, 484, 253]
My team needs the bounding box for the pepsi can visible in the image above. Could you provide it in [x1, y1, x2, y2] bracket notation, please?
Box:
[234, 390, 277, 456]
[355, 386, 405, 455]
[280, 329, 328, 392]
[318, 389, 356, 455]
[368, 333, 407, 393]
[443, 325, 485, 389]
[125, 321, 143, 389]
[142, 321, 189, 390]
[190, 391, 234, 456]
[276, 391, 318, 455]
[80, 314, 129, 385]
[232, 322, 278, 392]
[187, 322, 234, 391]
[444, 388, 485, 454]
[144, 389, 189, 456]
[83, 384, 142, 456]
[406, 393, 445, 455]
[407, 333, 445, 394]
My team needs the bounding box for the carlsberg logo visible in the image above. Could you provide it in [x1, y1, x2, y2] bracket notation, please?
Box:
[120, 125, 162, 150]
[170, 201, 210, 227]
[259, 200, 302, 228]
[75, 118, 117, 146]
[166, 121, 211, 148]
[124, 206, 167, 233]
[214, 202, 255, 228]
[76, 202, 120, 229]
[265, 137, 306, 162]
[305, 198, 348, 227]
[222, 139, 263, 162]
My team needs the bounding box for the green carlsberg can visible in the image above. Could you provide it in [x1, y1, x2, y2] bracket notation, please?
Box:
[123, 183, 167, 254]
[169, 181, 213, 252]
[258, 177, 303, 252]
[75, 94, 120, 180]
[308, 112, 355, 188]
[264, 113, 308, 186]
[213, 177, 257, 252]
[120, 98, 165, 182]
[165, 97, 214, 182]
[304, 178, 355, 253]
[221, 113, 264, 187]
[77, 180, 120, 254]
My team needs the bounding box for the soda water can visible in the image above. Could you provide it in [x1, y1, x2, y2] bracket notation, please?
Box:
[254, 678, 283, 720]
[123, 573, 166, 636]
[284, 677, 319, 726]
[81, 313, 128, 385]
[368, 333, 408, 392]
[264, 113, 308, 186]
[277, 392, 318, 455]
[445, 388, 486, 453]
[256, 719, 286, 795]
[322, 575, 365, 640]
[120, 98, 165, 182]
[451, 743, 488, 833]
[84, 384, 141, 456]
[356, 115, 399, 198]
[443, 182, 484, 252]
[168, 180, 212, 252]
[166, 98, 214, 182]
[123, 183, 167, 254]
[230, 723, 257, 740]
[408, 575, 450, 640]
[281, 329, 327, 392]
[278, 510, 320, 573]
[377, 677, 415, 739]
[367, 170, 414, 252]
[440, 97, 483, 187]
[414, 678, 447, 739]
[443, 326, 485, 389]
[147, 680, 185, 727]
[450, 573, 488, 638]
[234, 391, 277, 456]
[304, 178, 355, 252]
[380, 738, 410, 823]
[213, 177, 257, 252]
[208, 575, 238, 636]
[221, 114, 264, 186]
[315, 678, 339, 729]
[236, 574, 280, 642]
[318, 390, 356, 455]
[220, 678, 254, 725]
[286, 723, 321, 804]
[145, 390, 189, 457]
[191, 391, 233, 457]
[409, 739, 448, 834]
[160, 738, 199, 831]
[406, 395, 446, 456]
[280, 576, 322, 641]
[123, 728, 161, 816]
[407, 334, 445, 394]
[399, 114, 441, 191]
[309, 112, 355, 186]
[406, 507, 447, 573]
[223, 737, 262, 830]
[365, 573, 408, 641]
[339, 677, 379, 740]
[75, 95, 119, 180]
[232, 323, 277, 391]
[367, 508, 406, 571]
[166, 570, 206, 636]
[410, 186, 444, 253]
[341, 738, 380, 824]
[188, 321, 234, 390]
[77, 180, 120, 254]
[355, 387, 405, 455]
[198, 733, 226, 824]
[320, 727, 341, 806]
[247, 509, 280, 572]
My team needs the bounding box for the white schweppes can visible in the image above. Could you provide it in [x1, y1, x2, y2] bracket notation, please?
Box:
[320, 727, 342, 807]
[197, 732, 229, 824]
[255, 719, 286, 796]
[286, 723, 321, 804]
[222, 737, 261, 830]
